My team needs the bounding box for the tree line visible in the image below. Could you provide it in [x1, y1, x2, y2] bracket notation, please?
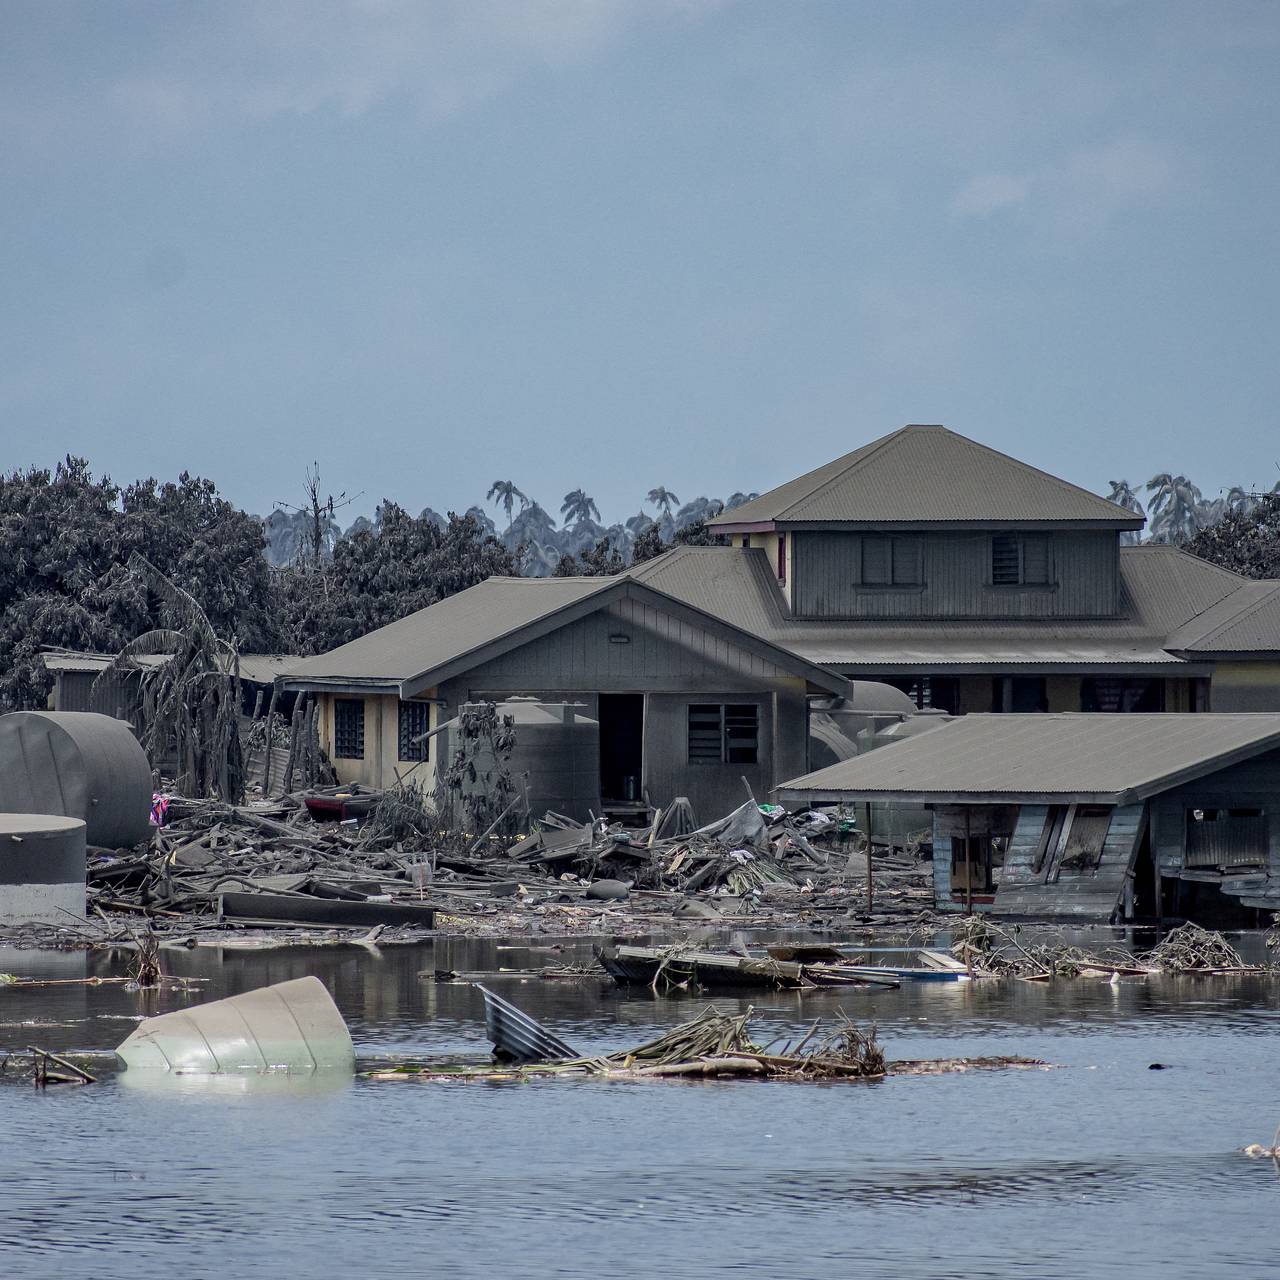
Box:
[2, 458, 1276, 715]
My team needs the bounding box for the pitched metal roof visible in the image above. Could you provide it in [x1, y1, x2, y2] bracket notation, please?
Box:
[776, 712, 1280, 805]
[40, 649, 302, 683]
[1165, 580, 1280, 654]
[708, 425, 1143, 528]
[630, 544, 1250, 671]
[283, 575, 848, 696]
[285, 577, 613, 685]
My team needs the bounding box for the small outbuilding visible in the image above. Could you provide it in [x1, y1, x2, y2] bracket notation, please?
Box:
[777, 712, 1280, 924]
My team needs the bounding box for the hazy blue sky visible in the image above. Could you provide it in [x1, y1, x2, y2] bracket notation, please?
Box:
[2, 1, 1277, 523]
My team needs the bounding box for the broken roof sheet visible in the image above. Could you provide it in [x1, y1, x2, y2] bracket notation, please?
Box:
[708, 425, 1143, 528]
[630, 544, 1251, 670]
[777, 712, 1280, 804]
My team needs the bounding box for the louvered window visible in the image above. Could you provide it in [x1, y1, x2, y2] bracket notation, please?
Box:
[991, 534, 1020, 584]
[688, 704, 759, 765]
[333, 698, 365, 759]
[992, 534, 1052, 585]
[398, 700, 431, 762]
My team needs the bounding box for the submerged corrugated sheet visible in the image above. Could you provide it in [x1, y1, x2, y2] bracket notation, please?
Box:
[778, 712, 1280, 802]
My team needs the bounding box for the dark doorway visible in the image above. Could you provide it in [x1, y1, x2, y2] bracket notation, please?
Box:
[598, 694, 644, 804]
[991, 676, 1048, 712]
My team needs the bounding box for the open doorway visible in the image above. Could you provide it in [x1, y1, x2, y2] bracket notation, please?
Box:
[598, 694, 644, 806]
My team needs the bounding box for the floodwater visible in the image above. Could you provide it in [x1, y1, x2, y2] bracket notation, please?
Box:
[2, 928, 1278, 1280]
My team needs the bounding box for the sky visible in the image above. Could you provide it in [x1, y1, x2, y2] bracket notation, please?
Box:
[1, 0, 1278, 525]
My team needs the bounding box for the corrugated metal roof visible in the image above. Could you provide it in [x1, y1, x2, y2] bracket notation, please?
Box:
[1166, 581, 1280, 654]
[286, 577, 612, 683]
[40, 650, 302, 683]
[709, 426, 1143, 527]
[630, 544, 1249, 670]
[283, 574, 847, 695]
[777, 712, 1280, 803]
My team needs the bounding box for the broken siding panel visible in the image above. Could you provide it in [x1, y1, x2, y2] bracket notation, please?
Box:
[792, 530, 1119, 620]
[990, 803, 1143, 918]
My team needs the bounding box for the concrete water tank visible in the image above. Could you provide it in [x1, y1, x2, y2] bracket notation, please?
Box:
[0, 814, 87, 925]
[436, 700, 600, 825]
[0, 711, 152, 848]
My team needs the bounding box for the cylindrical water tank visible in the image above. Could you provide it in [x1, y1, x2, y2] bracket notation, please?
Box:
[0, 814, 87, 924]
[0, 711, 152, 847]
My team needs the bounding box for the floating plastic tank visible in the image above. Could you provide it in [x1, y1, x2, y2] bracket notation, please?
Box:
[116, 976, 355, 1076]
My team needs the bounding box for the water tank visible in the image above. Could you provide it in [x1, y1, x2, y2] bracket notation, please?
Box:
[435, 700, 600, 825]
[0, 813, 86, 924]
[0, 711, 152, 848]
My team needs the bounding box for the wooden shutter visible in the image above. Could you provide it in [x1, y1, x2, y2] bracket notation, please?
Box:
[891, 537, 920, 585]
[1022, 535, 1050, 584]
[861, 536, 890, 585]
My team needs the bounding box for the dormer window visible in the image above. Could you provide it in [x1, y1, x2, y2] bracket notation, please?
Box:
[992, 534, 1051, 586]
[859, 535, 921, 586]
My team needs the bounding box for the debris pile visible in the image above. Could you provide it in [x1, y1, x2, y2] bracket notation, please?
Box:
[951, 917, 1269, 979]
[71, 792, 932, 938]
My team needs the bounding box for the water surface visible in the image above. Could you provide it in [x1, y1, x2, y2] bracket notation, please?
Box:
[2, 929, 1277, 1279]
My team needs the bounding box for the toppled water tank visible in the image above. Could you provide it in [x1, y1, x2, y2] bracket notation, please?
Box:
[0, 813, 87, 925]
[116, 976, 354, 1075]
[0, 711, 152, 848]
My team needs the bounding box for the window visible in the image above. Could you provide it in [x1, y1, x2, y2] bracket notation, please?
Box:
[687, 703, 759, 764]
[777, 535, 787, 585]
[992, 534, 1052, 586]
[398, 700, 431, 761]
[333, 698, 365, 759]
[859, 535, 921, 586]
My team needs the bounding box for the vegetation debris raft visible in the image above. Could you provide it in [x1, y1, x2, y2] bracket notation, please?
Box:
[951, 917, 1270, 979]
[370, 1002, 1046, 1084]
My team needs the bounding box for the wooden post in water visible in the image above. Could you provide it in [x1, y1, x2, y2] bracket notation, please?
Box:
[964, 808, 973, 915]
[866, 835, 874, 916]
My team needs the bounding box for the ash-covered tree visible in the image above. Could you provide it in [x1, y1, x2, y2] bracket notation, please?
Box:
[1185, 492, 1280, 580]
[0, 457, 280, 712]
[630, 518, 727, 565]
[278, 505, 521, 653]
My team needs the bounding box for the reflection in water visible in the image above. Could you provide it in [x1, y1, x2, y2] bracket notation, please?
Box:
[2, 927, 1279, 1279]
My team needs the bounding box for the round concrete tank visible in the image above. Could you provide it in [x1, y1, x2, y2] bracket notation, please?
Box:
[0, 711, 152, 848]
[0, 813, 87, 924]
[436, 700, 600, 826]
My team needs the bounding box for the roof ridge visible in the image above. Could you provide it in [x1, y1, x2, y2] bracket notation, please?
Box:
[1176, 579, 1280, 647]
[768, 425, 914, 517]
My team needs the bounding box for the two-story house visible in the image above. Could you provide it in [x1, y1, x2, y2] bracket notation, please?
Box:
[630, 424, 1280, 715]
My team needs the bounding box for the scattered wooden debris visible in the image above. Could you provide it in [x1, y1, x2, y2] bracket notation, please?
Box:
[596, 943, 901, 991]
[952, 916, 1272, 979]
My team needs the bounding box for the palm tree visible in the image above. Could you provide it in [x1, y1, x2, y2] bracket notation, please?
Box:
[674, 496, 724, 530]
[560, 489, 600, 527]
[1146, 474, 1203, 544]
[724, 491, 759, 511]
[486, 480, 527, 529]
[1225, 486, 1255, 516]
[646, 487, 680, 520]
[1106, 479, 1145, 546]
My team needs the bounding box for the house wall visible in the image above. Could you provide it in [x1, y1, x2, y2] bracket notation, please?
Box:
[1149, 748, 1280, 881]
[439, 598, 813, 822]
[317, 691, 437, 790]
[790, 529, 1120, 620]
[1209, 662, 1280, 711]
[746, 530, 791, 606]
